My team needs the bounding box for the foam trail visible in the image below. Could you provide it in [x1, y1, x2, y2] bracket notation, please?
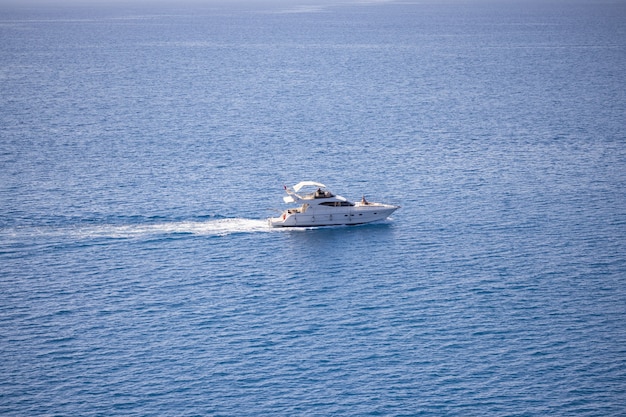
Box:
[75, 218, 271, 239]
[0, 218, 273, 243]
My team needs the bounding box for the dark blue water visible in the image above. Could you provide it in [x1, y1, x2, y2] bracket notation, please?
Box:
[2, 0, 626, 415]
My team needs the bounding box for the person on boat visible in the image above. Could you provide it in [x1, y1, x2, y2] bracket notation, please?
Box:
[361, 195, 369, 205]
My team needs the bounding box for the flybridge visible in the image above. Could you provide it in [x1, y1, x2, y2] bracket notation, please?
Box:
[283, 182, 345, 204]
[292, 181, 326, 192]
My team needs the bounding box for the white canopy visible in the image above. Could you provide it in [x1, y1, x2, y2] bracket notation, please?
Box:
[293, 181, 326, 192]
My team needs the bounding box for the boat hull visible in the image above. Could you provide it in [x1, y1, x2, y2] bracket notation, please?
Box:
[269, 205, 398, 228]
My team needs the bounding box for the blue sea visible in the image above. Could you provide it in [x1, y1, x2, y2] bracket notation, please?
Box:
[1, 0, 626, 415]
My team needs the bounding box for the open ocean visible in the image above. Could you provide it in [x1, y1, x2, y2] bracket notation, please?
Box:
[1, 0, 626, 415]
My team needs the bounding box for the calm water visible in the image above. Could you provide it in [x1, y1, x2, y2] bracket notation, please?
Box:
[1, 0, 626, 415]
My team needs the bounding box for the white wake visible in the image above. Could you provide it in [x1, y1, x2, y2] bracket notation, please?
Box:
[1, 218, 273, 242]
[75, 218, 272, 239]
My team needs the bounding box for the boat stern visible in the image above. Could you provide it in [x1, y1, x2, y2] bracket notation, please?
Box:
[268, 211, 295, 227]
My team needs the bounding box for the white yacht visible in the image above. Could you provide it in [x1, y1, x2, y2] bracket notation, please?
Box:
[269, 181, 399, 227]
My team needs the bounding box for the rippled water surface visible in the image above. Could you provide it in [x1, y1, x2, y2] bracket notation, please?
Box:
[1, 0, 626, 415]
